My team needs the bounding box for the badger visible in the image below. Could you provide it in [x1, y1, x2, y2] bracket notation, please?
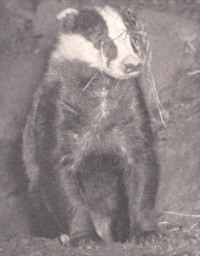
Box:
[22, 5, 160, 248]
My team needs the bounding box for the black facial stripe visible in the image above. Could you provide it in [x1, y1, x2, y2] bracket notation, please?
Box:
[119, 11, 142, 56]
[102, 40, 118, 64]
[73, 10, 107, 39]
[121, 10, 137, 30]
[130, 39, 139, 54]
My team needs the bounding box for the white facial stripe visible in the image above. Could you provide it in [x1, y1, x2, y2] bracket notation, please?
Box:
[52, 34, 102, 68]
[97, 6, 127, 41]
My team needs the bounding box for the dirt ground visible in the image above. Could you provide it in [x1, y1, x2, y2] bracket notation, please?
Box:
[0, 0, 200, 255]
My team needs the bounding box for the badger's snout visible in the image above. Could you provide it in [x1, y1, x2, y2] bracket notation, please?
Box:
[121, 55, 142, 74]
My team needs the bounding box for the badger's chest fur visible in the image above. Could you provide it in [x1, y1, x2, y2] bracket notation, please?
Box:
[23, 6, 159, 247]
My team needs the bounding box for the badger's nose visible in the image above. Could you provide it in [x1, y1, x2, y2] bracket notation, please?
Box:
[121, 55, 142, 74]
[123, 63, 142, 74]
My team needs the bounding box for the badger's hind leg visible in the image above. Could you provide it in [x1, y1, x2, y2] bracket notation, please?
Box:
[65, 208, 101, 249]
[78, 153, 129, 244]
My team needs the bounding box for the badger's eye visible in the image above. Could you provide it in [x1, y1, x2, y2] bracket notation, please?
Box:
[94, 34, 105, 48]
[124, 33, 129, 39]
[85, 27, 95, 36]
[100, 39, 117, 61]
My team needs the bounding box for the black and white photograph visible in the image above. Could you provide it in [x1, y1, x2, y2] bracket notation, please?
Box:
[0, 0, 200, 255]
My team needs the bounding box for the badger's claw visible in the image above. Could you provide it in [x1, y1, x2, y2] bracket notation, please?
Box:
[68, 237, 103, 250]
[133, 228, 165, 246]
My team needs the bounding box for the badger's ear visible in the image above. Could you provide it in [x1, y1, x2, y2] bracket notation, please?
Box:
[57, 8, 79, 32]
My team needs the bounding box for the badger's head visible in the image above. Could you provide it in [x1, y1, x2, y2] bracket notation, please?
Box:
[53, 6, 143, 80]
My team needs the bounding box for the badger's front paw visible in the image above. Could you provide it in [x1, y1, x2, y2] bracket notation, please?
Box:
[130, 218, 164, 246]
[63, 232, 103, 250]
[133, 227, 162, 245]
[70, 237, 103, 250]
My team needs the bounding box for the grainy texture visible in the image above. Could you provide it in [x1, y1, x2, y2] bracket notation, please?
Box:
[0, 0, 200, 255]
[22, 6, 159, 248]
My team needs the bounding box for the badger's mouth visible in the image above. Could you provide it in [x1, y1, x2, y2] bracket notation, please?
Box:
[102, 68, 142, 80]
